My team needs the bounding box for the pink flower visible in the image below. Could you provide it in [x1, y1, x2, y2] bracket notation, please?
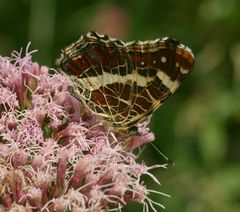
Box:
[0, 45, 168, 211]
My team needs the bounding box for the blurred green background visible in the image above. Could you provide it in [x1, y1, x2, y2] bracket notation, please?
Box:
[1, 0, 240, 211]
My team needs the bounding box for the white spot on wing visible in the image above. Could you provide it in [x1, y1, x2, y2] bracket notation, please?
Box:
[161, 56, 167, 63]
[180, 67, 189, 74]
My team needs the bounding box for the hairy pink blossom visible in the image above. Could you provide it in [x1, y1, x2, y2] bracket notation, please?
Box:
[0, 45, 168, 211]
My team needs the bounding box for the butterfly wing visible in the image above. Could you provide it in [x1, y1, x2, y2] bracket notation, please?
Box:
[124, 37, 194, 129]
[57, 31, 133, 123]
[57, 32, 194, 132]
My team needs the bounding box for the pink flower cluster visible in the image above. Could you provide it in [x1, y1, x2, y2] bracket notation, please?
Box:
[0, 45, 168, 211]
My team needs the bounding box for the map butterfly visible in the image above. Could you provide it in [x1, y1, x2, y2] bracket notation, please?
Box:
[57, 31, 194, 135]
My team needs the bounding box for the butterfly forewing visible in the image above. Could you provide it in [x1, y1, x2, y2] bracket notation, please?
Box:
[57, 31, 194, 132]
[123, 38, 194, 128]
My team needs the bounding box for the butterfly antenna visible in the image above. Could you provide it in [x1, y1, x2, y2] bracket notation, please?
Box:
[150, 142, 175, 166]
[135, 145, 146, 158]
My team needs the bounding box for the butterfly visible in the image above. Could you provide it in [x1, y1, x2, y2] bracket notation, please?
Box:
[57, 31, 194, 134]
